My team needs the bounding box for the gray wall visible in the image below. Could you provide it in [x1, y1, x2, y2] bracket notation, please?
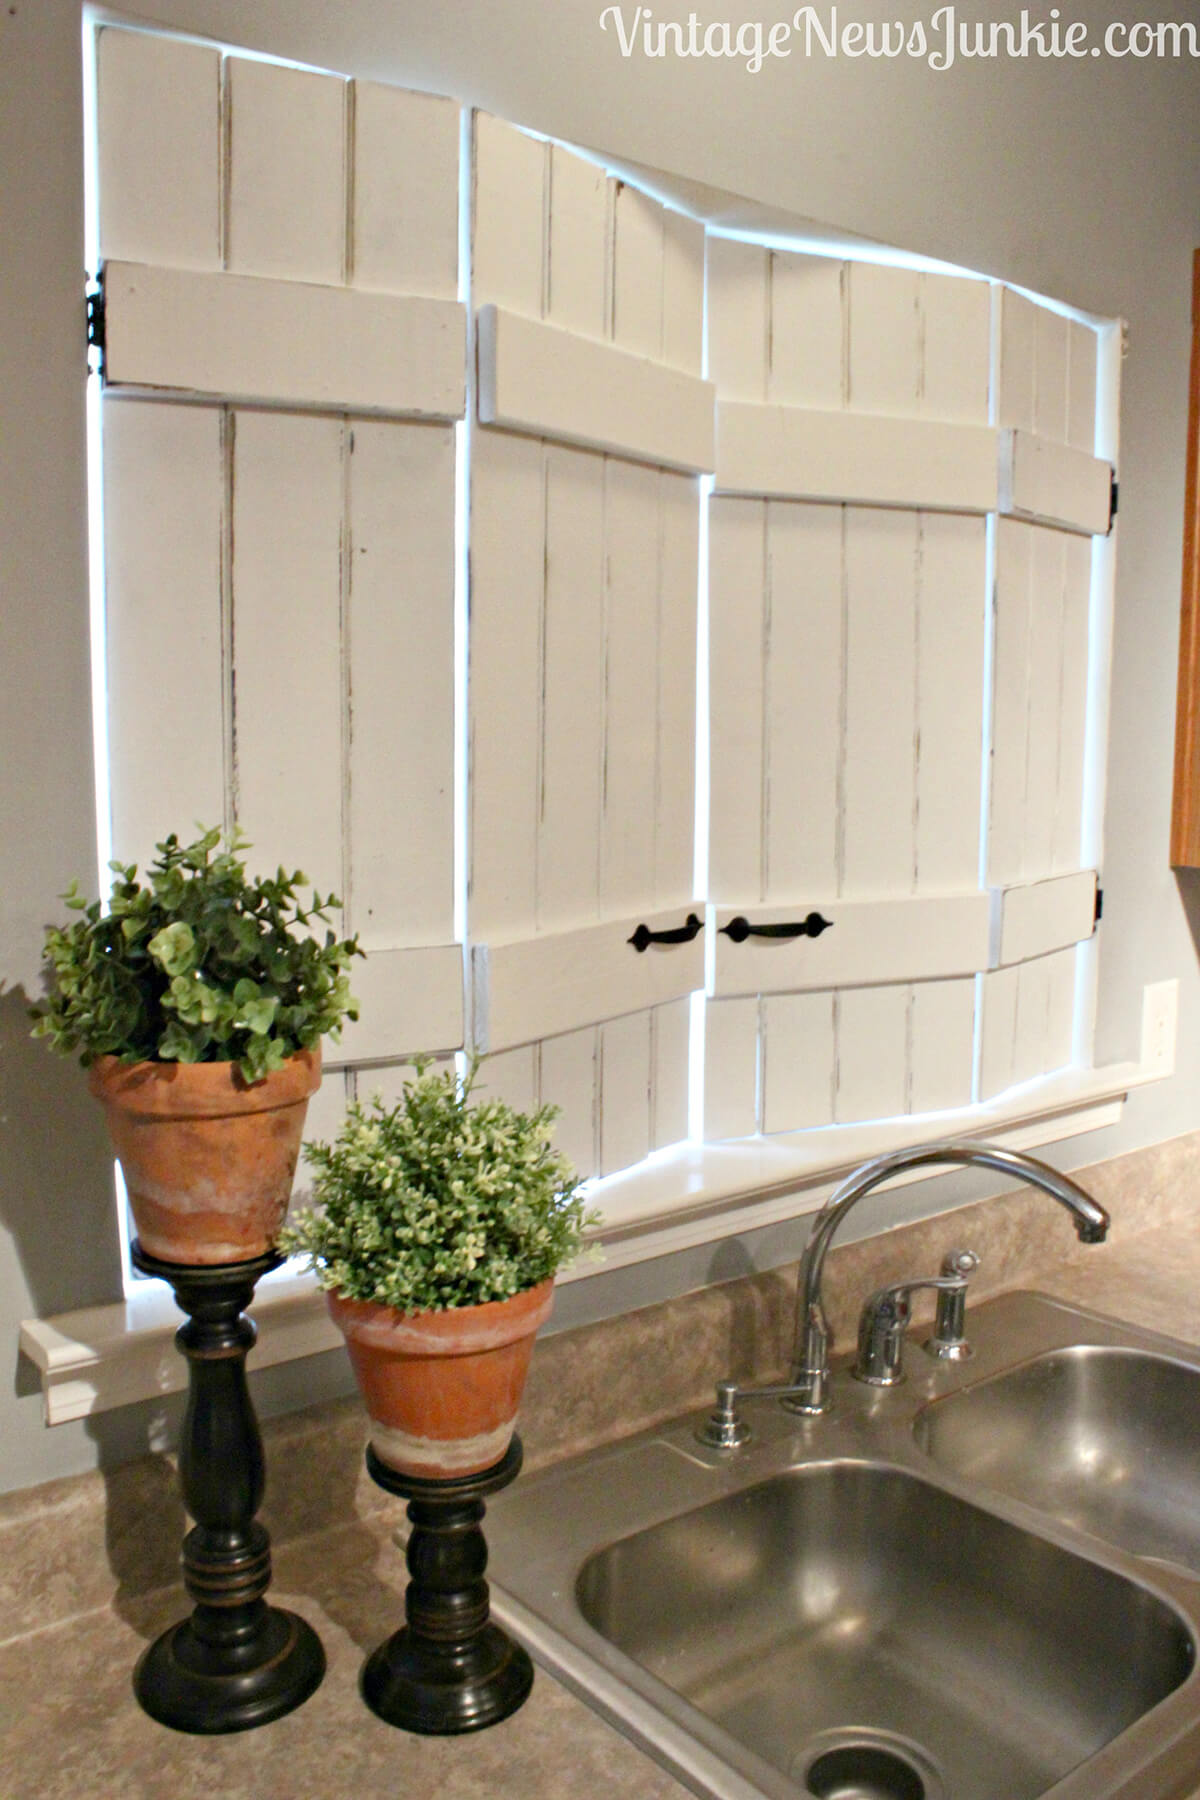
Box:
[4, 0, 1200, 1495]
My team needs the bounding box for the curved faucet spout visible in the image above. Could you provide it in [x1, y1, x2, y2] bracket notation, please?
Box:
[787, 1139, 1110, 1413]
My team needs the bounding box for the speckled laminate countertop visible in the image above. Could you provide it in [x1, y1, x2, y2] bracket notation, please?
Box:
[5, 1194, 1200, 1800]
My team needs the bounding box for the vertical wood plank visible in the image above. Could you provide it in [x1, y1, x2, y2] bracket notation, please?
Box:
[835, 986, 908, 1121]
[97, 26, 221, 270]
[979, 964, 1019, 1100]
[987, 520, 1034, 887]
[768, 254, 844, 410]
[763, 501, 842, 899]
[703, 997, 759, 1140]
[909, 978, 975, 1114]
[469, 428, 544, 937]
[707, 497, 766, 900]
[998, 288, 1038, 434]
[540, 1026, 599, 1180]
[1044, 946, 1077, 1073]
[352, 84, 459, 299]
[478, 1045, 537, 1114]
[655, 471, 699, 908]
[761, 991, 835, 1133]
[602, 460, 660, 916]
[600, 1011, 652, 1174]
[1012, 953, 1052, 1087]
[226, 57, 346, 283]
[1054, 534, 1092, 872]
[540, 445, 605, 931]
[705, 237, 768, 399]
[915, 513, 986, 892]
[546, 144, 609, 339]
[1034, 305, 1071, 444]
[347, 419, 456, 947]
[230, 411, 344, 886]
[1025, 525, 1067, 878]
[612, 183, 664, 359]
[842, 507, 918, 896]
[920, 274, 991, 425]
[661, 210, 705, 376]
[472, 113, 546, 316]
[651, 997, 691, 1150]
[291, 1068, 349, 1201]
[102, 400, 225, 873]
[1066, 320, 1098, 454]
[847, 264, 920, 415]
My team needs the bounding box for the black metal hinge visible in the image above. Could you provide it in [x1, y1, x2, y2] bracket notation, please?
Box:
[1108, 473, 1118, 534]
[86, 277, 106, 364]
[1094, 886, 1104, 928]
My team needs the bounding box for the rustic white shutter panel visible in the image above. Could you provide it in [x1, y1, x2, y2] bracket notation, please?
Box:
[96, 29, 466, 1140]
[704, 244, 1109, 1139]
[470, 117, 708, 1176]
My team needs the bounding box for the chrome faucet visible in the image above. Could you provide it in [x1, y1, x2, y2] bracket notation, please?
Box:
[786, 1138, 1109, 1414]
[697, 1138, 1109, 1447]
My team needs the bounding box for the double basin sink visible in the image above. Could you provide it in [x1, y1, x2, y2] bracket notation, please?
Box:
[485, 1291, 1200, 1800]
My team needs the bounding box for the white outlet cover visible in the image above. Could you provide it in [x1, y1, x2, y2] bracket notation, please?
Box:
[1140, 979, 1179, 1078]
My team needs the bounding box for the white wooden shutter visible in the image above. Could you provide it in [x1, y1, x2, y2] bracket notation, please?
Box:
[469, 118, 709, 1176]
[95, 29, 466, 1140]
[704, 244, 1111, 1139]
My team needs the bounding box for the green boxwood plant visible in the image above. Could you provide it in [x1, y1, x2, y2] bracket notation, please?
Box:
[32, 826, 362, 1083]
[280, 1062, 598, 1313]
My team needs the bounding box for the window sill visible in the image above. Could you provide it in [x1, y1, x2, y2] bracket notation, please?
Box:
[20, 1058, 1155, 1426]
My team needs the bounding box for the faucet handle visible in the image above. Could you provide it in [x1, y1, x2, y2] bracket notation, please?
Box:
[926, 1247, 981, 1362]
[854, 1272, 971, 1387]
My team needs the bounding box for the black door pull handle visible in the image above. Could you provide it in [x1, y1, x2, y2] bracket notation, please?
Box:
[627, 913, 704, 953]
[719, 912, 834, 944]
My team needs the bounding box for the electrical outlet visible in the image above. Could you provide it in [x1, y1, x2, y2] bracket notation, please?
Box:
[1140, 979, 1179, 1077]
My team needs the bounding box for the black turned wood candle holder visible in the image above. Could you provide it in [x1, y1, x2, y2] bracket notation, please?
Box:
[362, 1435, 533, 1734]
[130, 1243, 325, 1734]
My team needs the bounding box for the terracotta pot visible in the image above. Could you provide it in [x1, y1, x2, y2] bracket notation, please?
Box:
[88, 1047, 322, 1265]
[328, 1279, 555, 1480]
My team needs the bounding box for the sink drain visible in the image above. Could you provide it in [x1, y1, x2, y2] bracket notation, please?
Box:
[795, 1729, 945, 1800]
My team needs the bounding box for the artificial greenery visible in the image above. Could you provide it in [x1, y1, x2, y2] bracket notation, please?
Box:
[32, 826, 362, 1083]
[280, 1061, 597, 1312]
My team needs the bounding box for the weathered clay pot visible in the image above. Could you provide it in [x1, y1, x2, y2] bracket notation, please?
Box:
[88, 1047, 322, 1265]
[327, 1279, 555, 1480]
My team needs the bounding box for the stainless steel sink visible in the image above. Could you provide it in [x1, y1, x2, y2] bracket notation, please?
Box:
[915, 1345, 1200, 1571]
[485, 1291, 1200, 1799]
[576, 1462, 1191, 1800]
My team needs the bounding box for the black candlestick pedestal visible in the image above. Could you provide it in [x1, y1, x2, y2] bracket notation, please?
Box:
[131, 1243, 325, 1734]
[362, 1435, 533, 1734]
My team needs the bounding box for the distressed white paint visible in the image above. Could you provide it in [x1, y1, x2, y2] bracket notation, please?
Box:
[330, 945, 464, 1065]
[352, 84, 460, 298]
[478, 908, 704, 1052]
[477, 306, 715, 473]
[540, 1027, 599, 1179]
[768, 254, 844, 410]
[707, 496, 766, 900]
[705, 237, 768, 400]
[999, 428, 1112, 536]
[602, 459, 662, 915]
[842, 507, 919, 896]
[102, 263, 465, 420]
[909, 978, 976, 1114]
[346, 420, 456, 947]
[661, 210, 705, 377]
[715, 403, 998, 512]
[920, 274, 992, 425]
[471, 112, 546, 316]
[847, 262, 921, 415]
[102, 399, 225, 873]
[600, 1011, 652, 1176]
[704, 997, 759, 1140]
[96, 26, 220, 270]
[229, 410, 344, 887]
[546, 145, 610, 338]
[761, 991, 835, 1133]
[835, 985, 908, 1122]
[994, 870, 1098, 968]
[656, 472, 700, 907]
[711, 893, 990, 997]
[540, 445, 606, 932]
[226, 56, 346, 283]
[652, 998, 692, 1150]
[915, 513, 987, 892]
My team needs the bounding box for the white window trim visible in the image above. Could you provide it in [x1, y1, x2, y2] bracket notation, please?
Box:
[20, 1054, 1158, 1425]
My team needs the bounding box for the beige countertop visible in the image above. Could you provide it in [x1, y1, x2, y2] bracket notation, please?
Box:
[4, 1193, 1200, 1800]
